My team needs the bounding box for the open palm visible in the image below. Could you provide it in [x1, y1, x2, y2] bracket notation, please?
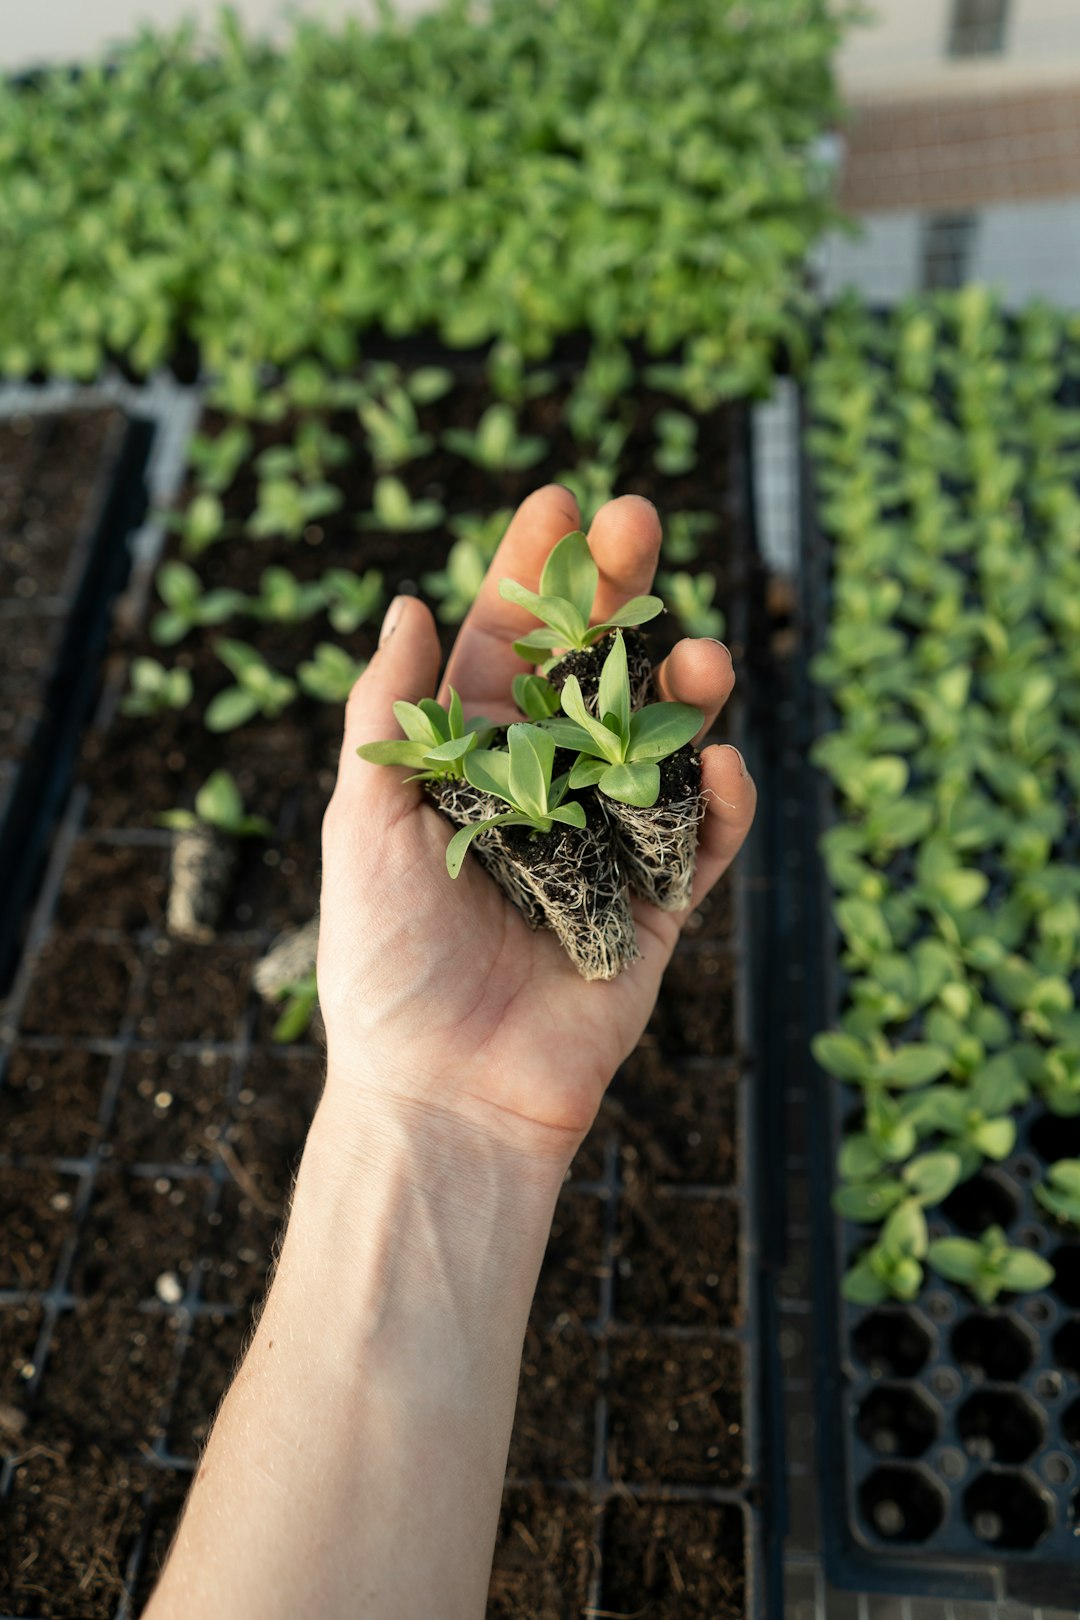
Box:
[317, 486, 756, 1166]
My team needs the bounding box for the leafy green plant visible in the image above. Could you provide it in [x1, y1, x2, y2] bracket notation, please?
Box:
[657, 571, 725, 639]
[422, 509, 509, 625]
[512, 673, 561, 722]
[662, 511, 714, 565]
[499, 529, 662, 662]
[205, 641, 297, 732]
[359, 476, 445, 533]
[165, 492, 229, 557]
[653, 409, 698, 476]
[187, 424, 254, 493]
[358, 385, 434, 470]
[151, 563, 246, 647]
[1035, 1160, 1080, 1226]
[322, 568, 385, 634]
[256, 421, 350, 483]
[543, 632, 701, 807]
[843, 1199, 928, 1305]
[246, 476, 343, 541]
[356, 690, 492, 783]
[446, 724, 586, 878]
[120, 658, 193, 718]
[159, 770, 273, 838]
[442, 404, 546, 472]
[833, 1150, 962, 1224]
[246, 566, 325, 624]
[271, 972, 319, 1044]
[297, 644, 366, 703]
[927, 1226, 1054, 1305]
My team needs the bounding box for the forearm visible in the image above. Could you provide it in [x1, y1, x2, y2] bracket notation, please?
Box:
[146, 1076, 568, 1620]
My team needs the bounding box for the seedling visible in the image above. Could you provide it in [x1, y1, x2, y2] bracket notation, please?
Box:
[447, 724, 586, 877]
[271, 972, 319, 1044]
[512, 673, 561, 722]
[544, 632, 701, 808]
[160, 770, 272, 942]
[657, 570, 725, 639]
[246, 566, 326, 624]
[187, 424, 253, 493]
[298, 643, 366, 704]
[833, 1150, 962, 1224]
[358, 384, 434, 470]
[652, 408, 698, 476]
[159, 770, 274, 840]
[356, 689, 493, 783]
[151, 562, 246, 647]
[359, 475, 445, 532]
[442, 404, 547, 472]
[928, 1225, 1054, 1305]
[499, 530, 662, 662]
[662, 511, 714, 565]
[1035, 1160, 1080, 1226]
[322, 567, 385, 634]
[165, 492, 229, 557]
[246, 477, 343, 540]
[843, 1199, 928, 1305]
[422, 509, 509, 625]
[205, 641, 297, 731]
[121, 658, 193, 718]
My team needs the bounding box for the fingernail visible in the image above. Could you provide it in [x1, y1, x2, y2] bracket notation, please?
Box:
[724, 744, 748, 777]
[379, 596, 406, 647]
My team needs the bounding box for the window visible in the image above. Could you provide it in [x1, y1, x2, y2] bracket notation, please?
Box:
[921, 214, 978, 291]
[948, 0, 1009, 58]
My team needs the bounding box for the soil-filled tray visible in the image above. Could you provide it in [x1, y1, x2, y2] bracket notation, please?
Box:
[797, 309, 1080, 1608]
[0, 407, 152, 992]
[0, 354, 775, 1619]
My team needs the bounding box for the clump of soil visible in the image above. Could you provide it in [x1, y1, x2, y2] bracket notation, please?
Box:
[500, 816, 638, 981]
[0, 1048, 109, 1160]
[601, 1499, 747, 1619]
[0, 1445, 151, 1620]
[607, 1334, 744, 1485]
[166, 826, 239, 941]
[487, 1487, 600, 1617]
[547, 627, 653, 714]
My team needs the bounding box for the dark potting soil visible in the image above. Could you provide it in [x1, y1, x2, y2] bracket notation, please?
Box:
[37, 1306, 177, 1450]
[0, 413, 120, 602]
[69, 1172, 208, 1305]
[0, 374, 751, 1617]
[0, 1048, 110, 1160]
[546, 626, 654, 711]
[508, 1322, 597, 1481]
[615, 1188, 741, 1328]
[19, 933, 137, 1039]
[0, 1169, 79, 1292]
[55, 839, 169, 932]
[531, 1192, 606, 1325]
[0, 1303, 42, 1409]
[131, 940, 255, 1044]
[601, 1498, 747, 1620]
[612, 1047, 738, 1186]
[167, 1309, 249, 1461]
[647, 945, 737, 1056]
[487, 1486, 600, 1618]
[656, 741, 702, 806]
[607, 1334, 744, 1486]
[111, 1051, 232, 1167]
[0, 1447, 151, 1620]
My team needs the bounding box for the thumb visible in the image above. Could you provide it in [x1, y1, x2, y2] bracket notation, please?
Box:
[334, 593, 443, 813]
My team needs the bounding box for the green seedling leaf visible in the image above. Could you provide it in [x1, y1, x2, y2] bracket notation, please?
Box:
[508, 723, 554, 821]
[500, 581, 586, 649]
[878, 1044, 951, 1089]
[626, 703, 702, 760]
[538, 531, 597, 629]
[597, 628, 631, 738]
[512, 673, 561, 721]
[597, 760, 661, 807]
[812, 1031, 871, 1082]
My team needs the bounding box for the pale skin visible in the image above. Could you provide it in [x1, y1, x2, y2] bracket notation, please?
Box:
[145, 487, 756, 1619]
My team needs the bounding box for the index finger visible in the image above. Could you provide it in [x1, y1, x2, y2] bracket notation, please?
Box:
[438, 484, 581, 708]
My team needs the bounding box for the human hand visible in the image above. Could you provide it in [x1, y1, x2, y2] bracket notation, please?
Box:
[316, 486, 756, 1169]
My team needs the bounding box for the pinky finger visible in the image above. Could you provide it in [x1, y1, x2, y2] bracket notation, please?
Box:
[688, 744, 757, 911]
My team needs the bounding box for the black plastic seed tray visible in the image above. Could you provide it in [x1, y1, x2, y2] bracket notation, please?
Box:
[797, 395, 1080, 1608]
[0, 408, 153, 991]
[0, 387, 781, 1619]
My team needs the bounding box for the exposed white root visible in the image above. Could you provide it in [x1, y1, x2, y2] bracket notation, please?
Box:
[428, 779, 547, 928]
[603, 791, 704, 912]
[167, 826, 237, 941]
[254, 915, 319, 1002]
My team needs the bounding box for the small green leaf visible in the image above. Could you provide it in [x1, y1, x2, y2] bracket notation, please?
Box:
[508, 724, 553, 820]
[626, 702, 703, 762]
[569, 757, 609, 790]
[357, 740, 429, 768]
[812, 1030, 871, 1082]
[597, 631, 631, 741]
[194, 770, 243, 832]
[598, 760, 661, 807]
[903, 1151, 962, 1206]
[463, 749, 514, 804]
[590, 594, 664, 638]
[538, 531, 597, 628]
[205, 687, 261, 732]
[878, 1044, 951, 1089]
